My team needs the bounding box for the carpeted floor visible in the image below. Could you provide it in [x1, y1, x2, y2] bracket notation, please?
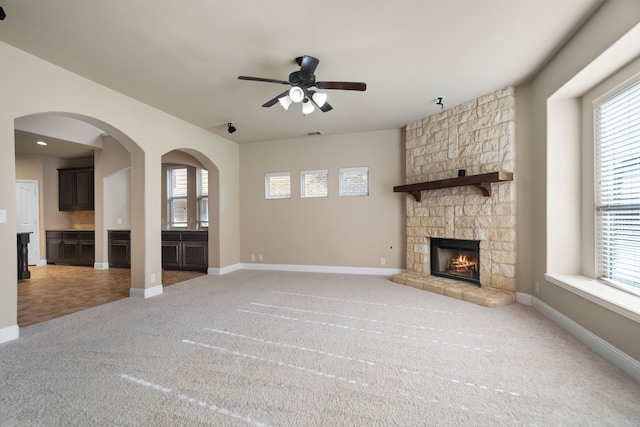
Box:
[1, 270, 639, 426]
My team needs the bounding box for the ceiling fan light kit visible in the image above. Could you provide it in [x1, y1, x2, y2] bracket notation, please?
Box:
[301, 99, 315, 115]
[288, 86, 305, 103]
[238, 55, 366, 115]
[278, 95, 292, 110]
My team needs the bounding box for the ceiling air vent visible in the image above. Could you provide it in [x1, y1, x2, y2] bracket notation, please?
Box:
[302, 131, 322, 137]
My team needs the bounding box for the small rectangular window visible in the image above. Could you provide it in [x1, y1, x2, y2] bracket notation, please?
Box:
[265, 172, 291, 199]
[301, 169, 328, 198]
[339, 167, 369, 197]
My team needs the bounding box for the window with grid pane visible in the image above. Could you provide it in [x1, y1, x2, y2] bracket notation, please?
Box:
[168, 167, 188, 228]
[197, 168, 208, 229]
[595, 78, 640, 295]
[301, 169, 328, 198]
[339, 167, 369, 197]
[265, 172, 291, 199]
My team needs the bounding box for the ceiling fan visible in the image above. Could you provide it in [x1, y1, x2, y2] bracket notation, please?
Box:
[238, 55, 367, 114]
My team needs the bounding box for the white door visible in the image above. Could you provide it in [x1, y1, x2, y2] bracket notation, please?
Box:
[16, 180, 40, 265]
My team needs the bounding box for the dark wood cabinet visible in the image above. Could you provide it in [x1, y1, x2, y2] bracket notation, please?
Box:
[161, 231, 208, 272]
[58, 167, 94, 211]
[46, 230, 95, 266]
[106, 230, 207, 271]
[108, 230, 131, 268]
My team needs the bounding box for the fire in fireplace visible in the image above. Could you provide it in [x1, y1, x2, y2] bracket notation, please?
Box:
[430, 238, 480, 285]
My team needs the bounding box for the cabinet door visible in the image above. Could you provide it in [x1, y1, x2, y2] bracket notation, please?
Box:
[108, 231, 130, 268]
[78, 239, 95, 266]
[58, 170, 75, 211]
[162, 242, 181, 269]
[74, 169, 94, 210]
[46, 238, 63, 264]
[62, 241, 79, 263]
[181, 242, 208, 271]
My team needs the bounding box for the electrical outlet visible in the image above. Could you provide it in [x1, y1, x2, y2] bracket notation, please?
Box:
[380, 258, 386, 266]
[151, 273, 156, 284]
[534, 281, 539, 294]
[259, 255, 263, 262]
[251, 254, 255, 261]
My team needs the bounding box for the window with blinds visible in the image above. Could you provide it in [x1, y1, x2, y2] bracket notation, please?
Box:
[168, 167, 188, 228]
[265, 172, 291, 199]
[595, 78, 640, 296]
[197, 168, 208, 229]
[339, 167, 369, 197]
[301, 169, 328, 198]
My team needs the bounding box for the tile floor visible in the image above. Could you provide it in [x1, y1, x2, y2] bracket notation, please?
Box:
[17, 265, 205, 327]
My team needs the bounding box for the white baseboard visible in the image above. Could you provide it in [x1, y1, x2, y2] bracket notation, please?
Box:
[208, 264, 242, 276]
[520, 293, 640, 383]
[94, 262, 109, 270]
[129, 285, 163, 299]
[0, 324, 19, 344]
[240, 262, 405, 276]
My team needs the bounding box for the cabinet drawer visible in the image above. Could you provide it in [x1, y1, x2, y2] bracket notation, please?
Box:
[162, 231, 181, 241]
[183, 232, 208, 242]
[46, 231, 63, 239]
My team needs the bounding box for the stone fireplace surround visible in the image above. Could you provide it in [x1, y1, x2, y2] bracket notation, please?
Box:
[391, 87, 516, 307]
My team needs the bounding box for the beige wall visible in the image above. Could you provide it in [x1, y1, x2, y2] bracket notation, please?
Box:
[0, 40, 240, 336]
[519, 0, 640, 360]
[240, 129, 405, 269]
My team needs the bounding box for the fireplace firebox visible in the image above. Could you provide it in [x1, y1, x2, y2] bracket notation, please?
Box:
[430, 238, 480, 285]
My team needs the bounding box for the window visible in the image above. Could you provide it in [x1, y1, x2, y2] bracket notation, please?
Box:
[595, 78, 640, 296]
[265, 172, 291, 199]
[339, 167, 369, 197]
[167, 167, 188, 228]
[301, 169, 328, 198]
[197, 168, 208, 229]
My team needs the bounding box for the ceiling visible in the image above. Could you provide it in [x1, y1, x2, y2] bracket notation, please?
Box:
[1, 0, 602, 150]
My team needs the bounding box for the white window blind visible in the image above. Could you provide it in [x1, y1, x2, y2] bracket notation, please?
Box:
[595, 78, 640, 294]
[339, 167, 369, 197]
[168, 167, 188, 228]
[197, 168, 208, 229]
[265, 172, 291, 199]
[301, 169, 328, 198]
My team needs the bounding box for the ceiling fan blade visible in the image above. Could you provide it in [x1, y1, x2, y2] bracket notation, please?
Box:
[262, 90, 291, 108]
[317, 101, 333, 113]
[238, 76, 290, 85]
[316, 81, 367, 91]
[298, 55, 319, 80]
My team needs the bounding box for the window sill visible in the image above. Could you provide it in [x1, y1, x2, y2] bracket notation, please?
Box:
[545, 274, 640, 323]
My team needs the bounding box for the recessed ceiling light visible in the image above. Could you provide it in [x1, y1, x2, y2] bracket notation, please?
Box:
[36, 141, 47, 146]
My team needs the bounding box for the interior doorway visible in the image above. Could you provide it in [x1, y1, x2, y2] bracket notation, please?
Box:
[16, 180, 41, 266]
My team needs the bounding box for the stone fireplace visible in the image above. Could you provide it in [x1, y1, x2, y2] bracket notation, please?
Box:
[391, 87, 516, 307]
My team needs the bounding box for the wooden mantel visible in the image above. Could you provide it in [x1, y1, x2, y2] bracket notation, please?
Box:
[393, 171, 513, 201]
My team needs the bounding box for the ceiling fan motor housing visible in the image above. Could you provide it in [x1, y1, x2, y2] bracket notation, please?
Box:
[288, 71, 315, 89]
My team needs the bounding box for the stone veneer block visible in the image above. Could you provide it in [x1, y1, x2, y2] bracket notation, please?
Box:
[405, 278, 425, 290]
[462, 287, 514, 308]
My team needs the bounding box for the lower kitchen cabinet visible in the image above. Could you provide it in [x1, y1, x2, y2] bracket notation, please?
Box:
[161, 230, 208, 272]
[108, 230, 131, 268]
[46, 230, 95, 266]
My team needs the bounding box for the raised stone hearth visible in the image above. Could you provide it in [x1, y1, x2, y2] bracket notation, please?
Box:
[391, 272, 514, 307]
[397, 87, 517, 307]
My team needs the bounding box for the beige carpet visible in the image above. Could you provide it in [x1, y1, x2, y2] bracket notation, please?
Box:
[1, 270, 639, 426]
